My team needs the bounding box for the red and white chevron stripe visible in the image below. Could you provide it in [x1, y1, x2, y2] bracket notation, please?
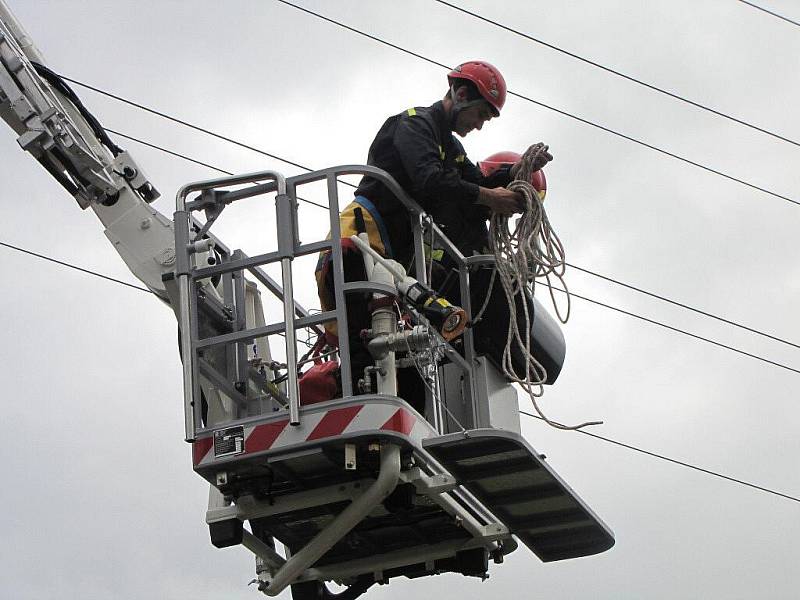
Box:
[192, 399, 431, 467]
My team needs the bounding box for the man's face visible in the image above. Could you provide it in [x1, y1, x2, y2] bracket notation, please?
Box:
[454, 101, 494, 137]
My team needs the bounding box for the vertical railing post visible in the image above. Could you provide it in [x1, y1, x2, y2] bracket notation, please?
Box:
[232, 250, 250, 414]
[174, 207, 197, 442]
[275, 190, 301, 426]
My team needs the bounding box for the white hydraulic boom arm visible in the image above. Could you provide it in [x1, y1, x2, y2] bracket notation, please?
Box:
[0, 0, 286, 443]
[0, 0, 175, 297]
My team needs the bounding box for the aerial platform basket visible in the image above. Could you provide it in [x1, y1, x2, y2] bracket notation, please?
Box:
[171, 165, 614, 598]
[0, 6, 611, 597]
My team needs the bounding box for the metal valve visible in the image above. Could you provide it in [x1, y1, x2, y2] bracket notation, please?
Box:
[366, 326, 433, 359]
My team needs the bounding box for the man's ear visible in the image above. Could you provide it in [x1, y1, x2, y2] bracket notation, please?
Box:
[454, 85, 469, 102]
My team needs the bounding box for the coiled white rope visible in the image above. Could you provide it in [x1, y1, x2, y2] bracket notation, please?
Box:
[483, 148, 601, 430]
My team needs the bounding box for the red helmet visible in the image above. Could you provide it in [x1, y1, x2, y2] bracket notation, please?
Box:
[479, 151, 547, 199]
[448, 61, 507, 116]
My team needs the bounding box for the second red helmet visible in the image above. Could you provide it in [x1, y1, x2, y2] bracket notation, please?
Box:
[479, 151, 547, 199]
[448, 61, 507, 116]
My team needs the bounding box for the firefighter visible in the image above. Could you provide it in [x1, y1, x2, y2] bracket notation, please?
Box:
[351, 60, 552, 269]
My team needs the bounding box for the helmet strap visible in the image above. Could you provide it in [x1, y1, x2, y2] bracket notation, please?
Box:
[448, 83, 487, 131]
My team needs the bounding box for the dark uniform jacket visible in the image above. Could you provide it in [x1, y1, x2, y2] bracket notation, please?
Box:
[354, 100, 511, 268]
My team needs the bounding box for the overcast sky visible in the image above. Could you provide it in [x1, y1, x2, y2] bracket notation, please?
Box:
[1, 1, 798, 599]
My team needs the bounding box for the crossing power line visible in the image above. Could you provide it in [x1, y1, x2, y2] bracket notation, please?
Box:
[738, 0, 800, 27]
[107, 129, 331, 210]
[519, 411, 800, 504]
[0, 239, 795, 505]
[552, 286, 800, 376]
[66, 65, 798, 208]
[272, 0, 799, 208]
[566, 263, 800, 351]
[60, 78, 314, 173]
[434, 0, 800, 148]
[0, 240, 151, 293]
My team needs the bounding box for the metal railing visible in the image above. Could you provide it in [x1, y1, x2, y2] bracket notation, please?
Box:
[175, 165, 486, 441]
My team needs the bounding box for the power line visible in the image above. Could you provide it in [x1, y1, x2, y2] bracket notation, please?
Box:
[738, 0, 800, 27]
[66, 76, 360, 194]
[520, 410, 800, 504]
[566, 263, 800, 351]
[59, 76, 314, 174]
[272, 0, 799, 208]
[557, 286, 800, 375]
[507, 87, 798, 206]
[112, 128, 800, 374]
[107, 129, 331, 210]
[0, 240, 152, 293]
[435, 0, 800, 149]
[0, 239, 315, 348]
[107, 129, 234, 176]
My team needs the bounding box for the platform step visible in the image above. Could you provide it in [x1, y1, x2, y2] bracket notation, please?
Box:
[424, 429, 614, 562]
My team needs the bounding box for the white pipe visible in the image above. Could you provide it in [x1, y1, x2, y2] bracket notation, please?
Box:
[241, 530, 286, 572]
[263, 444, 401, 596]
[350, 235, 406, 282]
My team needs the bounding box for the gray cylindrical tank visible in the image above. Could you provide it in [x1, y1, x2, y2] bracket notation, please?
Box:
[469, 267, 566, 384]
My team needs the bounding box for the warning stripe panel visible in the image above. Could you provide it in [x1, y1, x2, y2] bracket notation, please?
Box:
[380, 408, 416, 436]
[192, 437, 214, 465]
[195, 400, 435, 467]
[246, 418, 290, 454]
[307, 405, 364, 441]
[344, 402, 397, 433]
[271, 409, 328, 448]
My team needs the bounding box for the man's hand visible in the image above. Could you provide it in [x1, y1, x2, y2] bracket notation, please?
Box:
[477, 186, 525, 216]
[511, 142, 553, 178]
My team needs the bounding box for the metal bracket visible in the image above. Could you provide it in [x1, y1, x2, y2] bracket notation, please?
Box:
[110, 150, 160, 202]
[234, 478, 372, 521]
[399, 467, 457, 494]
[475, 523, 510, 541]
[16, 127, 45, 150]
[257, 444, 401, 597]
[345, 443, 357, 470]
[206, 504, 239, 524]
[242, 529, 286, 574]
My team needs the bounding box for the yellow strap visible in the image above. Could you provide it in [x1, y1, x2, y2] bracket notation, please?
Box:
[423, 243, 445, 262]
[424, 296, 452, 308]
[407, 107, 417, 116]
[438, 144, 445, 160]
